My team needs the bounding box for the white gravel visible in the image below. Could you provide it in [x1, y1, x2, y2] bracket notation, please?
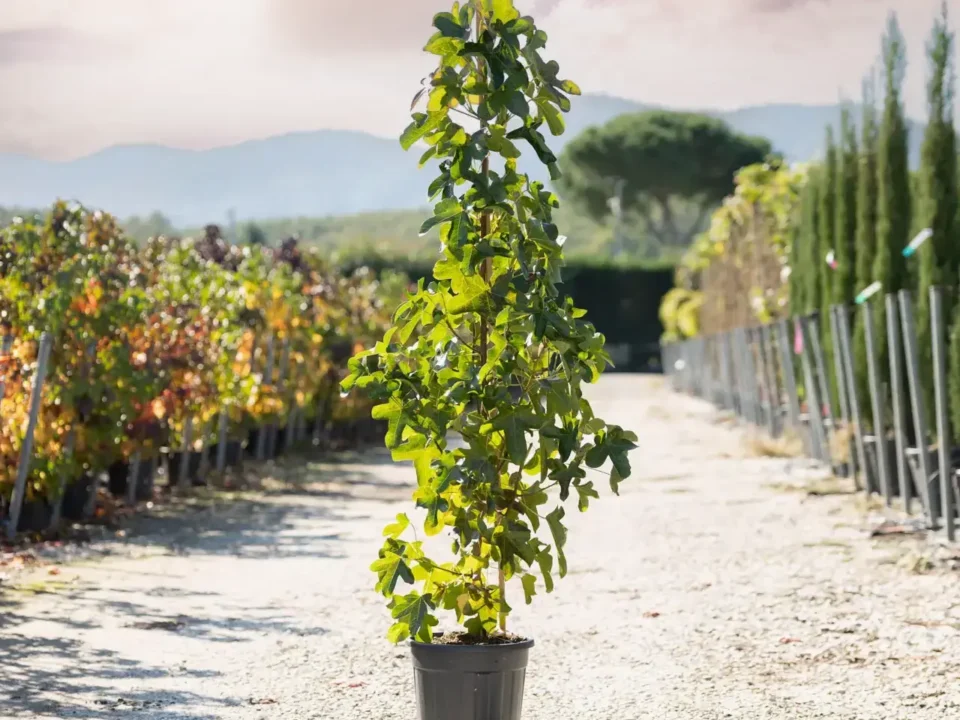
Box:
[2, 374, 960, 719]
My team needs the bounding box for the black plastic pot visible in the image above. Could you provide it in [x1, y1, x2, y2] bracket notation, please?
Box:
[275, 424, 291, 456]
[246, 428, 261, 458]
[410, 638, 534, 720]
[16, 498, 53, 533]
[166, 452, 204, 488]
[106, 460, 156, 501]
[209, 440, 244, 468]
[61, 474, 95, 521]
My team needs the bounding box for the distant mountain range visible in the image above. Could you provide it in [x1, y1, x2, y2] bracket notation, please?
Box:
[0, 94, 924, 226]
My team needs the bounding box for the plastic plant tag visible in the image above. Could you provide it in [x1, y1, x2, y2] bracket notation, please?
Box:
[825, 250, 837, 269]
[793, 322, 803, 355]
[902, 228, 933, 257]
[855, 281, 882, 304]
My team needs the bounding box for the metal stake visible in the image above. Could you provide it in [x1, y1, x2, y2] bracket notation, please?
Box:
[862, 300, 891, 502]
[6, 333, 53, 540]
[899, 290, 935, 523]
[931, 286, 955, 540]
[178, 417, 194, 490]
[835, 306, 869, 490]
[885, 294, 910, 511]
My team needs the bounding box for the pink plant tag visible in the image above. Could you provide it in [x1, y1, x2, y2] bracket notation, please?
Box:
[794, 323, 803, 355]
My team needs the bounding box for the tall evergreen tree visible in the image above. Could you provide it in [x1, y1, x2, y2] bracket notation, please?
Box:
[818, 127, 838, 313]
[873, 12, 911, 401]
[789, 203, 805, 317]
[817, 129, 838, 406]
[834, 107, 859, 306]
[918, 2, 958, 430]
[853, 72, 879, 414]
[800, 168, 822, 316]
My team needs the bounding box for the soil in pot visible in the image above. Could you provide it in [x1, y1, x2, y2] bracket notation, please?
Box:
[410, 634, 534, 720]
[16, 498, 54, 533]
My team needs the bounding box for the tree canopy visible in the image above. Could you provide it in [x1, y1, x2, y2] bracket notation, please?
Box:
[557, 110, 772, 249]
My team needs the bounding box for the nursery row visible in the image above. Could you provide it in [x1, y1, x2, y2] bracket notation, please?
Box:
[664, 285, 959, 541]
[0, 202, 407, 539]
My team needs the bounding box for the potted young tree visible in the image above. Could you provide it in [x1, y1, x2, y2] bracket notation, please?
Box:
[342, 2, 637, 718]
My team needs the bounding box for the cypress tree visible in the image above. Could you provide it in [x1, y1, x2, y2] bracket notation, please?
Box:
[818, 128, 838, 406]
[853, 72, 879, 415]
[834, 107, 859, 306]
[800, 168, 822, 316]
[788, 201, 805, 317]
[873, 12, 911, 401]
[918, 2, 958, 431]
[818, 127, 838, 312]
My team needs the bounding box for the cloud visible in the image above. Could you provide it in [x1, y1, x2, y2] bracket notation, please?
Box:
[0, 27, 113, 65]
[266, 0, 439, 54]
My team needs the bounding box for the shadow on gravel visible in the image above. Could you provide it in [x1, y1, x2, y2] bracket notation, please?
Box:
[0, 600, 232, 718]
[0, 448, 398, 717]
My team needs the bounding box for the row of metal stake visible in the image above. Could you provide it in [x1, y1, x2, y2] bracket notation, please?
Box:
[662, 286, 957, 542]
[1, 331, 334, 541]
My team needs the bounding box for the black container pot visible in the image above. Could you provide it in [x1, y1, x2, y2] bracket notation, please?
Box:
[166, 452, 204, 488]
[61, 474, 95, 521]
[275, 424, 290, 456]
[106, 460, 156, 501]
[209, 440, 244, 468]
[410, 638, 534, 720]
[246, 428, 261, 458]
[16, 498, 53, 533]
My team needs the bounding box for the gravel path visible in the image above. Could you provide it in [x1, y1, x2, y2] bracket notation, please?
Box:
[2, 374, 960, 719]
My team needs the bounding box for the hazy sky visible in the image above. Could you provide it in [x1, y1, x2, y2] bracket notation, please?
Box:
[0, 0, 951, 159]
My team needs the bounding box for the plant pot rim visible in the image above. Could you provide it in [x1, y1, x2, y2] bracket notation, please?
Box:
[410, 636, 534, 651]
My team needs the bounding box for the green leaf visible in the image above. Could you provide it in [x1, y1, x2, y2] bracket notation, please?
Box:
[433, 12, 466, 38]
[546, 507, 568, 577]
[507, 92, 530, 118]
[400, 112, 446, 151]
[424, 33, 462, 56]
[383, 513, 411, 539]
[371, 551, 415, 596]
[559, 79, 581, 95]
[417, 488, 448, 537]
[420, 198, 463, 235]
[585, 443, 608, 468]
[389, 592, 438, 643]
[448, 274, 492, 315]
[490, 0, 521, 23]
[503, 524, 537, 565]
[575, 481, 600, 511]
[521, 574, 537, 604]
[536, 549, 554, 593]
[609, 466, 624, 496]
[537, 98, 565, 136]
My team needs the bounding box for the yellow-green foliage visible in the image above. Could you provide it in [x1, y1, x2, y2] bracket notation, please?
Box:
[660, 160, 807, 337]
[660, 288, 703, 341]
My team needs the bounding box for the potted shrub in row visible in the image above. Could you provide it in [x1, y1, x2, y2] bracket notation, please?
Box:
[343, 2, 637, 718]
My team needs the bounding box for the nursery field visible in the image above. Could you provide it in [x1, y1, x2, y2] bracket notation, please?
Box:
[0, 204, 407, 538]
[2, 374, 958, 719]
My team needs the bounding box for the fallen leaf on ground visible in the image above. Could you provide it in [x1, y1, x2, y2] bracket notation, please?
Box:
[643, 611, 661, 619]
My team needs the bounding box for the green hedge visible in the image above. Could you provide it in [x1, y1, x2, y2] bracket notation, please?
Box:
[345, 259, 674, 372]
